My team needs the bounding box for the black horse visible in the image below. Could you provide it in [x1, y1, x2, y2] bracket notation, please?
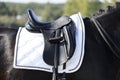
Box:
[1, 3, 120, 80]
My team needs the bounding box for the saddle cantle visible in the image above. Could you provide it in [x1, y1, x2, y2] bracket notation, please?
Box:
[26, 9, 76, 66]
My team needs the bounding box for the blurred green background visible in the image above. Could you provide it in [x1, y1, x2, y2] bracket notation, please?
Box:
[0, 0, 118, 28]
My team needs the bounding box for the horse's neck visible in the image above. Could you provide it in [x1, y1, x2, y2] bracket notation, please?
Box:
[84, 18, 105, 45]
[94, 9, 120, 59]
[95, 8, 120, 39]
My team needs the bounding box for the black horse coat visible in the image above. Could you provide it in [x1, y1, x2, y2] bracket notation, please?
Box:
[0, 4, 120, 80]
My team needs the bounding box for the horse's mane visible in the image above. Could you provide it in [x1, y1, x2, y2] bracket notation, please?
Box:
[92, 2, 120, 18]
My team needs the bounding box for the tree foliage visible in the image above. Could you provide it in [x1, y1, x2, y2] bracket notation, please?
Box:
[0, 2, 64, 28]
[0, 1, 118, 28]
[64, 0, 88, 16]
[42, 3, 64, 21]
[0, 2, 11, 15]
[88, 1, 102, 15]
[64, 0, 118, 16]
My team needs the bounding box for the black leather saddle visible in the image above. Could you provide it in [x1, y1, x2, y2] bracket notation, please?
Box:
[26, 9, 76, 66]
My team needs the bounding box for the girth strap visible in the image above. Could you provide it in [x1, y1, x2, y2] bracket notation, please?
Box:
[51, 29, 61, 80]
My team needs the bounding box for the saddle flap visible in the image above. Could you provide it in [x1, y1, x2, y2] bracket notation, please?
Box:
[43, 21, 76, 66]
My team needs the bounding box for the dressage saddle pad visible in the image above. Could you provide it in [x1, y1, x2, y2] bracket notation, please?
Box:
[13, 12, 85, 73]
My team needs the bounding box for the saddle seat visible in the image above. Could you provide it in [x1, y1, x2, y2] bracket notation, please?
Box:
[27, 9, 72, 31]
[26, 9, 76, 66]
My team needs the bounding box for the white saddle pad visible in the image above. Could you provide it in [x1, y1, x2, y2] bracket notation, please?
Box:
[13, 12, 85, 73]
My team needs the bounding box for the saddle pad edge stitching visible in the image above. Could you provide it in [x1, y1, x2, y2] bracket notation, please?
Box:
[63, 12, 85, 73]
